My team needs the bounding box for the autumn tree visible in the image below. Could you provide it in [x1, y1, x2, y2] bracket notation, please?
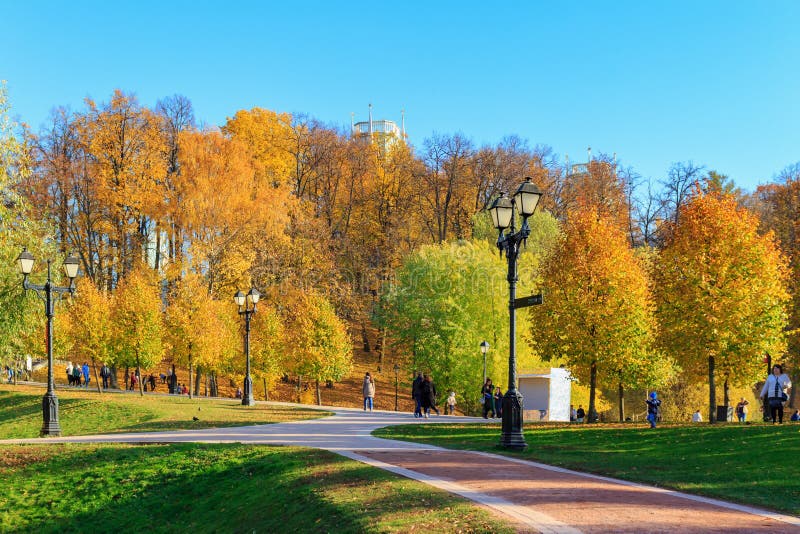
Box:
[165, 274, 237, 397]
[0, 81, 54, 372]
[111, 265, 164, 395]
[531, 207, 669, 422]
[753, 164, 800, 401]
[282, 289, 352, 405]
[247, 303, 286, 400]
[62, 278, 113, 391]
[654, 191, 790, 422]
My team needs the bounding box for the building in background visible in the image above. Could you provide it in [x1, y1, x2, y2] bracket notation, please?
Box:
[352, 104, 406, 152]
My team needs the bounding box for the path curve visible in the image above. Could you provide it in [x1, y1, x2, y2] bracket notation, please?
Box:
[4, 404, 799, 533]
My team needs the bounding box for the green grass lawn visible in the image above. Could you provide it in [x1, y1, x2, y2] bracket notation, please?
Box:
[375, 422, 800, 516]
[0, 443, 516, 533]
[0, 385, 328, 439]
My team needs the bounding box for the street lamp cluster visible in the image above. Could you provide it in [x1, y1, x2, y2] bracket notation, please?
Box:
[234, 287, 260, 406]
[17, 248, 80, 437]
[488, 177, 544, 450]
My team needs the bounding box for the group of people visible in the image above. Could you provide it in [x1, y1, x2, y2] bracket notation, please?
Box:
[359, 371, 457, 416]
[65, 362, 90, 387]
[128, 371, 162, 392]
[480, 378, 503, 419]
[411, 372, 449, 418]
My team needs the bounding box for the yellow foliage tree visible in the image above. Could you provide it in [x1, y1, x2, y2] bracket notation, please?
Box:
[62, 278, 113, 391]
[655, 191, 790, 421]
[111, 264, 164, 395]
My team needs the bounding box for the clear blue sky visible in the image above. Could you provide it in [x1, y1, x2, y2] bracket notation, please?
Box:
[2, 1, 798, 191]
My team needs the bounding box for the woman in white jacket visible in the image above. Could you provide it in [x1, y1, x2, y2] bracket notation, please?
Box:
[760, 364, 792, 424]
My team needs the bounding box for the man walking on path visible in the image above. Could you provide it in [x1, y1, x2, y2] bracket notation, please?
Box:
[81, 362, 90, 388]
[646, 392, 661, 428]
[411, 372, 423, 418]
[100, 364, 111, 389]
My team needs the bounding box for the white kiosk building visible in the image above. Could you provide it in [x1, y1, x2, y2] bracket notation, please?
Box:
[518, 368, 572, 422]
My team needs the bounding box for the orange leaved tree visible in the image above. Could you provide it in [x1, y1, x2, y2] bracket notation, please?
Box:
[531, 206, 668, 422]
[654, 191, 790, 422]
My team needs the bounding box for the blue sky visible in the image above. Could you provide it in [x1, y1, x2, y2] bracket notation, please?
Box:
[2, 1, 798, 191]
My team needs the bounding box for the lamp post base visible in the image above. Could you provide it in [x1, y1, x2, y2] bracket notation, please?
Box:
[242, 375, 254, 406]
[40, 391, 62, 437]
[500, 390, 526, 449]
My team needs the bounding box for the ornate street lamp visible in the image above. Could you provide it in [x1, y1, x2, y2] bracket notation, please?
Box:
[480, 340, 490, 385]
[234, 287, 260, 406]
[17, 248, 80, 437]
[488, 177, 544, 449]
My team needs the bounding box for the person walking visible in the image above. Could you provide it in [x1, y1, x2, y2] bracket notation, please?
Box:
[760, 364, 792, 424]
[81, 362, 90, 388]
[411, 372, 423, 418]
[735, 398, 749, 423]
[646, 392, 661, 428]
[421, 374, 439, 418]
[72, 364, 82, 387]
[576, 405, 586, 423]
[100, 363, 111, 389]
[494, 386, 504, 418]
[481, 378, 495, 419]
[446, 391, 456, 415]
[362, 372, 375, 411]
[66, 362, 74, 386]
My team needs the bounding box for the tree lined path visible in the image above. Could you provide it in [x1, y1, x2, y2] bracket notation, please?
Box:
[3, 405, 799, 533]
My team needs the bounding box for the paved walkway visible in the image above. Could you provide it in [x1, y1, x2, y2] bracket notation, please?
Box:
[4, 405, 799, 533]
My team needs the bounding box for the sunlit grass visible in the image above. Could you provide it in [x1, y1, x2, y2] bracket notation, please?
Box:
[0, 384, 328, 438]
[0, 443, 516, 533]
[375, 422, 800, 515]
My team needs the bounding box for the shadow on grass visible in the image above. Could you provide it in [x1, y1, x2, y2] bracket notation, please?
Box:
[7, 444, 501, 534]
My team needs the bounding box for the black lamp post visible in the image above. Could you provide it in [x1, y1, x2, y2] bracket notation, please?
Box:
[17, 248, 80, 437]
[480, 340, 489, 385]
[488, 177, 543, 449]
[234, 287, 260, 406]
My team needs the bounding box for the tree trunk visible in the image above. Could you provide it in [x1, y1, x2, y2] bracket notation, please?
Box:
[110, 364, 119, 389]
[316, 379, 322, 406]
[588, 360, 598, 423]
[263, 377, 269, 401]
[195, 367, 202, 396]
[154, 221, 161, 270]
[361, 323, 370, 352]
[92, 359, 102, 394]
[188, 356, 193, 399]
[618, 382, 624, 422]
[708, 355, 716, 424]
[297, 374, 303, 403]
[124, 365, 129, 390]
[723, 377, 730, 408]
[210, 372, 218, 397]
[204, 373, 208, 397]
[136, 350, 144, 397]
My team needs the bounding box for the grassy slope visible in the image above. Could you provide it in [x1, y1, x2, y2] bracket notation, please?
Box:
[0, 385, 328, 439]
[375, 422, 800, 516]
[0, 443, 516, 534]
